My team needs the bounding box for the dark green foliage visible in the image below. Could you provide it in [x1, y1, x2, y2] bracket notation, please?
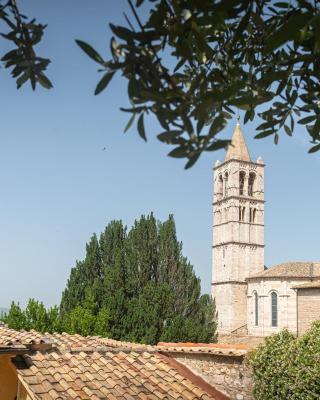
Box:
[60, 213, 218, 344]
[248, 322, 320, 400]
[0, 1, 52, 90]
[76, 0, 320, 165]
[2, 1, 320, 160]
[2, 214, 217, 344]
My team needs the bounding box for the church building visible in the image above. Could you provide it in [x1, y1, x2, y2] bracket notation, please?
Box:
[212, 122, 320, 337]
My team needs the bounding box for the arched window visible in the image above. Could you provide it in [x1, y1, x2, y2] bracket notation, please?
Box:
[271, 292, 278, 327]
[248, 172, 256, 197]
[218, 175, 223, 197]
[216, 210, 221, 224]
[239, 171, 245, 195]
[249, 207, 256, 223]
[254, 291, 259, 326]
[239, 206, 245, 221]
[224, 172, 229, 197]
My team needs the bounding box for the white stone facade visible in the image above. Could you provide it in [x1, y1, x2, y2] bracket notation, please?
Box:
[211, 123, 320, 337]
[212, 123, 265, 334]
[247, 278, 301, 336]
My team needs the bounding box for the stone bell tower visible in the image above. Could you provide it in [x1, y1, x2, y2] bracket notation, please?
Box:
[211, 122, 265, 334]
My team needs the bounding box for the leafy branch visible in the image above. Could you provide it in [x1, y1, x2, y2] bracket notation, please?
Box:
[0, 0, 52, 89]
[76, 0, 320, 167]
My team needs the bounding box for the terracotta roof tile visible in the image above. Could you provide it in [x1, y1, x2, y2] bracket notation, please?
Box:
[292, 281, 320, 289]
[15, 348, 226, 399]
[156, 342, 247, 357]
[0, 326, 228, 399]
[248, 262, 320, 279]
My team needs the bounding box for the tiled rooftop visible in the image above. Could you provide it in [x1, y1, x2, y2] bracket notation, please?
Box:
[157, 342, 248, 357]
[0, 326, 230, 399]
[248, 262, 320, 279]
[16, 349, 226, 399]
[292, 281, 320, 289]
[0, 326, 247, 357]
[0, 326, 152, 351]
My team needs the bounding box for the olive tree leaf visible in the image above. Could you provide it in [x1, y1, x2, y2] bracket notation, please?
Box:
[185, 153, 200, 169]
[206, 140, 230, 151]
[168, 146, 188, 158]
[264, 12, 310, 53]
[157, 130, 183, 144]
[95, 71, 115, 95]
[16, 72, 29, 89]
[75, 40, 104, 64]
[284, 125, 292, 136]
[298, 116, 317, 125]
[308, 143, 320, 153]
[36, 74, 53, 89]
[124, 113, 135, 133]
[255, 131, 274, 139]
[137, 114, 147, 141]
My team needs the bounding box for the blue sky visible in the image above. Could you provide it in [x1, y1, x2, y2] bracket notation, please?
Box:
[0, 1, 319, 308]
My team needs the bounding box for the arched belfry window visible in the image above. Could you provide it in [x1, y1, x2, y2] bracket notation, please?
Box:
[239, 206, 245, 222]
[218, 175, 223, 197]
[248, 172, 256, 197]
[239, 171, 245, 195]
[254, 291, 259, 326]
[249, 207, 257, 223]
[271, 291, 278, 327]
[224, 172, 229, 197]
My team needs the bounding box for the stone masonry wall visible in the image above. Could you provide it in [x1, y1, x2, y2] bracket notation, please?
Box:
[171, 352, 253, 400]
[297, 288, 320, 335]
[247, 278, 316, 337]
[212, 156, 265, 335]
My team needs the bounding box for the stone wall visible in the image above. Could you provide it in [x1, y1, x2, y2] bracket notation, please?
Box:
[297, 288, 320, 335]
[246, 278, 317, 337]
[212, 156, 265, 335]
[213, 282, 248, 333]
[171, 352, 253, 400]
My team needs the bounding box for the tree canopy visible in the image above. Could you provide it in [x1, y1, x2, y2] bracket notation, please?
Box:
[2, 1, 320, 166]
[2, 214, 217, 344]
[60, 213, 217, 344]
[249, 322, 320, 400]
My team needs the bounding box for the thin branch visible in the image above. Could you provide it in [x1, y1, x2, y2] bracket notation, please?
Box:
[123, 12, 135, 32]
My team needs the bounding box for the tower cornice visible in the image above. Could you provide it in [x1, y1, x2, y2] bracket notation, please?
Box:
[213, 196, 265, 206]
[213, 158, 265, 171]
[213, 242, 265, 248]
[213, 220, 264, 228]
[212, 281, 248, 286]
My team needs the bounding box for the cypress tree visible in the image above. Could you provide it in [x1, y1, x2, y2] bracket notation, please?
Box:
[60, 234, 102, 315]
[59, 213, 217, 344]
[100, 220, 127, 339]
[3, 214, 217, 343]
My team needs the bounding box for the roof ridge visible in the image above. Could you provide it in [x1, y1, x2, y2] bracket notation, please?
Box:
[248, 261, 320, 279]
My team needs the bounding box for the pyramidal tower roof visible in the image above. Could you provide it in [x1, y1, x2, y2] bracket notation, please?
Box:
[225, 122, 251, 162]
